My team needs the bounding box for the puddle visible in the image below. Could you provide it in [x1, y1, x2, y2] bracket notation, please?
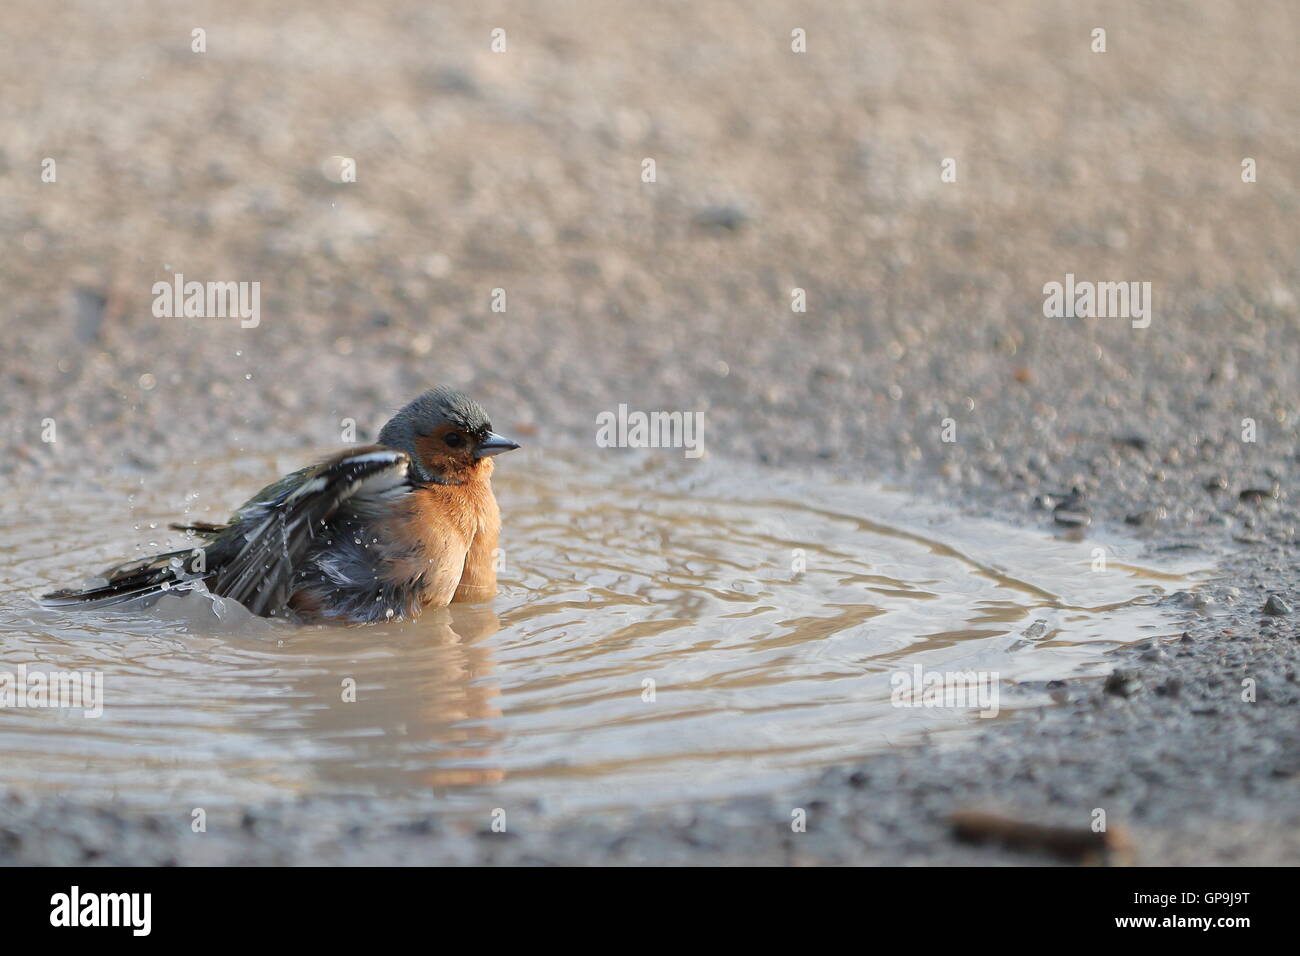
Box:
[0, 450, 1204, 821]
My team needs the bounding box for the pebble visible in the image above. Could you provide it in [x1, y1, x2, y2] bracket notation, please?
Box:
[1240, 486, 1280, 505]
[1125, 508, 1166, 527]
[692, 205, 750, 231]
[1103, 669, 1136, 697]
[1053, 505, 1091, 528]
[1263, 595, 1292, 616]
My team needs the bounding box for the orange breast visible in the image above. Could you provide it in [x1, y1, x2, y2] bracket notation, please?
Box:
[382, 475, 500, 608]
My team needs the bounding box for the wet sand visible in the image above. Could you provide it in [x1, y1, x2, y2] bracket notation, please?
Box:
[1, 0, 1298, 864]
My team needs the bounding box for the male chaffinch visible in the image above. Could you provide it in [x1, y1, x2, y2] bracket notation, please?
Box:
[42, 386, 519, 623]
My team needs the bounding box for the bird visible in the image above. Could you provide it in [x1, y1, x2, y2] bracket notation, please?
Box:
[41, 387, 520, 624]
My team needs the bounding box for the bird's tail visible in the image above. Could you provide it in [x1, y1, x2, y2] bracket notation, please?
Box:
[40, 547, 209, 610]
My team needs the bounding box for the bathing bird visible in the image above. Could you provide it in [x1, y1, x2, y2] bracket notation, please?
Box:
[41, 387, 519, 623]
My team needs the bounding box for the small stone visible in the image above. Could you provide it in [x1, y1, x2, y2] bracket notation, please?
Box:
[692, 205, 749, 231]
[1263, 595, 1292, 616]
[1239, 486, 1280, 505]
[1169, 590, 1214, 610]
[1053, 489, 1091, 527]
[1021, 619, 1048, 639]
[1113, 435, 1148, 452]
[1054, 509, 1091, 528]
[71, 287, 107, 343]
[1104, 670, 1135, 697]
[1125, 507, 1167, 527]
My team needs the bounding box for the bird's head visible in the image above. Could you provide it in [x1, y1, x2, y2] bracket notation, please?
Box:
[378, 386, 520, 485]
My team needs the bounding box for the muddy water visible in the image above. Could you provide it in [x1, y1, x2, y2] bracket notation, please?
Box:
[0, 450, 1202, 821]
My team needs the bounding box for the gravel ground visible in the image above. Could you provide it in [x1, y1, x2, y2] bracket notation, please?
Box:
[1, 0, 1297, 864]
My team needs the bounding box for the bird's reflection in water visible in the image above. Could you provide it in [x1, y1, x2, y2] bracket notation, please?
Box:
[267, 603, 508, 796]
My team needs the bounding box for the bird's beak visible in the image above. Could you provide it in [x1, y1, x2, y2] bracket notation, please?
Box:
[475, 432, 521, 458]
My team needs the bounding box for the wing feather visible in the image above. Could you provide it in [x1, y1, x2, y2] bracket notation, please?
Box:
[42, 446, 412, 617]
[207, 446, 412, 616]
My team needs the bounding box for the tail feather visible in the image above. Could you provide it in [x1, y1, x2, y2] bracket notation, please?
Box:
[168, 521, 229, 537]
[44, 548, 207, 609]
[40, 576, 201, 609]
[98, 546, 194, 580]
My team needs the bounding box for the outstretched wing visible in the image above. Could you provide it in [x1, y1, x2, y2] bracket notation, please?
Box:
[42, 446, 412, 616]
[204, 447, 413, 616]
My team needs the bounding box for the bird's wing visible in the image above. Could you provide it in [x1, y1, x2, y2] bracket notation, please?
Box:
[166, 520, 229, 537]
[42, 546, 201, 609]
[204, 446, 413, 616]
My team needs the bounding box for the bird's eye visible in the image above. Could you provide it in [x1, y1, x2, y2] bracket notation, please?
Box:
[444, 433, 464, 448]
